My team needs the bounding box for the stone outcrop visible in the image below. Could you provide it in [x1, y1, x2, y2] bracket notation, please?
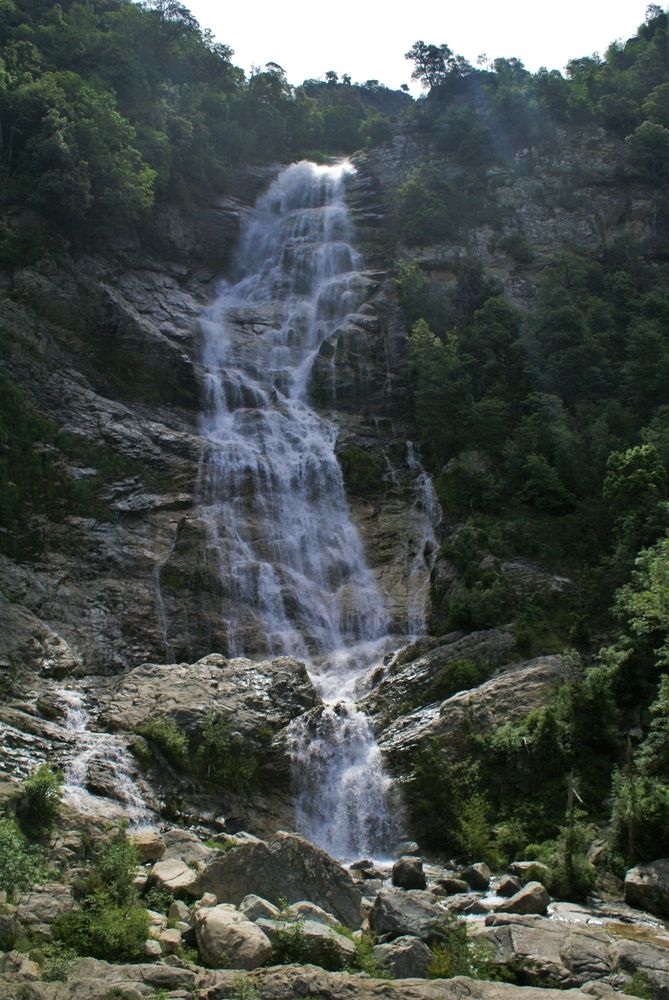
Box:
[192, 832, 363, 929]
[373, 935, 436, 978]
[496, 881, 550, 915]
[368, 888, 446, 942]
[193, 903, 272, 969]
[624, 859, 669, 918]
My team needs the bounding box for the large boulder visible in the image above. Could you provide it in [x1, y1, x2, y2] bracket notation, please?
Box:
[193, 832, 363, 929]
[496, 882, 549, 916]
[373, 935, 435, 978]
[132, 830, 165, 864]
[368, 888, 446, 942]
[193, 904, 272, 969]
[392, 856, 427, 890]
[624, 859, 669, 918]
[148, 858, 199, 897]
[461, 863, 491, 891]
[256, 917, 357, 964]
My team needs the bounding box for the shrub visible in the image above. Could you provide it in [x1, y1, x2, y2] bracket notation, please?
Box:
[54, 830, 149, 961]
[41, 942, 78, 982]
[15, 765, 63, 840]
[269, 919, 346, 971]
[137, 718, 189, 767]
[194, 711, 261, 792]
[427, 913, 498, 979]
[0, 817, 46, 898]
[338, 446, 386, 495]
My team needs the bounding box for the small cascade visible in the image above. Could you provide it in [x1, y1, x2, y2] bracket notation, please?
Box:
[60, 690, 154, 829]
[198, 160, 403, 859]
[406, 442, 442, 635]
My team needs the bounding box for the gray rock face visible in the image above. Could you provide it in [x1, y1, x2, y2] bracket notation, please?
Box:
[624, 859, 669, 918]
[392, 856, 427, 890]
[14, 884, 77, 941]
[100, 654, 319, 739]
[368, 887, 446, 942]
[496, 881, 550, 915]
[238, 894, 280, 922]
[193, 832, 363, 929]
[194, 904, 272, 969]
[373, 934, 435, 978]
[496, 875, 523, 898]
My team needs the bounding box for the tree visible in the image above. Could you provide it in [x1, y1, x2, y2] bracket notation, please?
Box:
[405, 41, 472, 91]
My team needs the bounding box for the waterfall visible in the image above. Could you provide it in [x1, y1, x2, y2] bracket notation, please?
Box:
[198, 160, 403, 859]
[60, 690, 154, 829]
[406, 442, 442, 635]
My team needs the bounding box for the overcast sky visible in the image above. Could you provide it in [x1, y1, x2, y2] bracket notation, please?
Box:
[184, 0, 654, 92]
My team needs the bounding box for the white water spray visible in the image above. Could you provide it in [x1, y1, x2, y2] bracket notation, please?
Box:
[198, 161, 403, 858]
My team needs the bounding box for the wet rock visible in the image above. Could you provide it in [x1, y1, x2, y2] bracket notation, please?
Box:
[496, 881, 550, 915]
[624, 859, 669, 918]
[193, 831, 363, 929]
[461, 863, 491, 891]
[351, 858, 384, 879]
[373, 934, 435, 978]
[392, 856, 427, 890]
[368, 887, 446, 942]
[194, 904, 272, 969]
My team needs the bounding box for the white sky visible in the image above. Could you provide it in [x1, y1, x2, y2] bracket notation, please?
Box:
[185, 0, 655, 92]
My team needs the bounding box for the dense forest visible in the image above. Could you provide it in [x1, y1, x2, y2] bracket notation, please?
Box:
[1, 0, 669, 905]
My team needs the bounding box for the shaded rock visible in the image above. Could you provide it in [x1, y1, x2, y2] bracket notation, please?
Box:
[436, 876, 469, 895]
[496, 881, 550, 915]
[193, 831, 363, 929]
[373, 934, 436, 978]
[508, 860, 551, 883]
[393, 856, 427, 890]
[368, 888, 446, 942]
[624, 859, 669, 918]
[194, 904, 272, 969]
[149, 858, 199, 897]
[462, 863, 491, 891]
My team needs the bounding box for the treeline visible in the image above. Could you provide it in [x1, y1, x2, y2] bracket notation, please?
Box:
[396, 8, 669, 868]
[0, 0, 404, 234]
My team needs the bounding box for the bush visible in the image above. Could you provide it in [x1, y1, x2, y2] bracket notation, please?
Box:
[0, 817, 46, 898]
[15, 765, 62, 840]
[269, 919, 346, 971]
[194, 711, 261, 792]
[54, 830, 149, 961]
[41, 942, 78, 982]
[338, 446, 386, 495]
[427, 913, 498, 979]
[137, 718, 189, 767]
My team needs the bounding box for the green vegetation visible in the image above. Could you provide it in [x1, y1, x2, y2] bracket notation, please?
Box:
[54, 829, 149, 961]
[14, 764, 62, 840]
[137, 710, 269, 795]
[427, 913, 498, 980]
[0, 816, 47, 898]
[338, 445, 386, 495]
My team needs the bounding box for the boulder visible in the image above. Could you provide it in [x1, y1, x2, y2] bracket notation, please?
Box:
[496, 882, 550, 916]
[436, 877, 470, 896]
[508, 861, 551, 883]
[162, 828, 213, 866]
[461, 863, 491, 891]
[368, 888, 446, 942]
[193, 831, 363, 928]
[194, 904, 272, 969]
[239, 895, 280, 922]
[496, 875, 522, 898]
[144, 938, 162, 958]
[624, 859, 669, 918]
[168, 899, 191, 922]
[149, 858, 199, 897]
[373, 935, 435, 978]
[14, 884, 77, 941]
[393, 856, 427, 890]
[286, 901, 338, 927]
[159, 928, 182, 954]
[131, 830, 165, 864]
[256, 917, 357, 964]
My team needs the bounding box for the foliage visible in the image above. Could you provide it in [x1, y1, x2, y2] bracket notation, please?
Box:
[269, 919, 347, 971]
[138, 717, 189, 767]
[0, 817, 46, 897]
[193, 710, 262, 792]
[54, 829, 149, 961]
[41, 942, 78, 983]
[427, 913, 498, 980]
[338, 446, 385, 495]
[14, 764, 62, 840]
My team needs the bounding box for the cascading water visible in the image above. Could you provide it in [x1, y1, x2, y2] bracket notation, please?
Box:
[406, 442, 442, 636]
[198, 160, 403, 859]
